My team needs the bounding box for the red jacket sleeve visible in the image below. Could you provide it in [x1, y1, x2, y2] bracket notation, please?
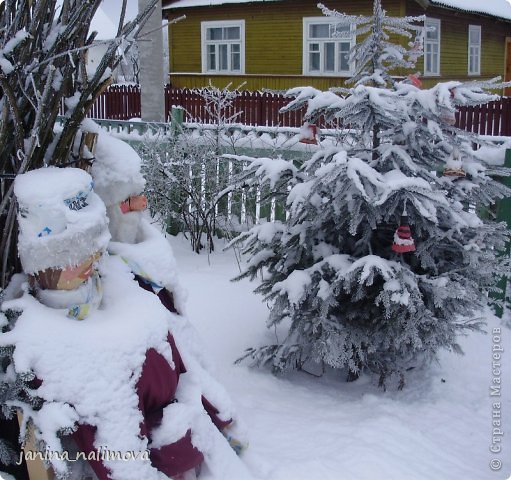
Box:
[140, 334, 204, 477]
[72, 424, 111, 480]
[201, 396, 232, 431]
[136, 276, 233, 432]
[72, 333, 204, 479]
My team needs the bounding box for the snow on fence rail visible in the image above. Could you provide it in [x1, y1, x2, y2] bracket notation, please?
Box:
[55, 111, 511, 240]
[78, 84, 511, 136]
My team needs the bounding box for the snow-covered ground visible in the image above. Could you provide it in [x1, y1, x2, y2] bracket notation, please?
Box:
[169, 233, 511, 480]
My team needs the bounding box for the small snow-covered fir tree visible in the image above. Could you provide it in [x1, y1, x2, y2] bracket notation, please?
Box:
[0, 306, 44, 469]
[0, 312, 20, 469]
[230, 0, 511, 387]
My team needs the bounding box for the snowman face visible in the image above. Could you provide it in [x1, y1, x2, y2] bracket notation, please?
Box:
[56, 252, 101, 290]
[119, 195, 147, 214]
[107, 199, 144, 244]
[33, 251, 102, 291]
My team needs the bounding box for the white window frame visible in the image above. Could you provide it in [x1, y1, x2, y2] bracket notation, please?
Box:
[468, 25, 481, 75]
[302, 17, 355, 76]
[201, 20, 245, 74]
[424, 18, 441, 76]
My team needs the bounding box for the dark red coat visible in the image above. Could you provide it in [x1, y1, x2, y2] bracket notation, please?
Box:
[72, 277, 231, 479]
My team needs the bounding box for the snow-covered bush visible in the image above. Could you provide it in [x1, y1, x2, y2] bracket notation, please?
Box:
[230, 0, 511, 388]
[143, 84, 256, 253]
[142, 131, 227, 253]
[193, 82, 246, 152]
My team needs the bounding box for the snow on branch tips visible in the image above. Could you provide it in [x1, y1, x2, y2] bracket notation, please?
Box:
[229, 0, 511, 388]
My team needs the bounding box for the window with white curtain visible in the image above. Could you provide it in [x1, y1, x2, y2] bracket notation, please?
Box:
[201, 20, 245, 74]
[468, 25, 481, 75]
[424, 18, 441, 76]
[303, 17, 355, 76]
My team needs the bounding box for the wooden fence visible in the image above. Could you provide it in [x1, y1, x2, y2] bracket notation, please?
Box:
[88, 84, 141, 120]
[85, 84, 511, 136]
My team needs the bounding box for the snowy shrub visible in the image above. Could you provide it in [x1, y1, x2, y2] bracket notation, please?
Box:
[230, 0, 511, 388]
[142, 132, 229, 253]
[143, 84, 265, 253]
[0, 306, 45, 468]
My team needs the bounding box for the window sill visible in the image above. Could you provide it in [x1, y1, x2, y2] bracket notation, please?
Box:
[303, 72, 353, 77]
[202, 71, 245, 75]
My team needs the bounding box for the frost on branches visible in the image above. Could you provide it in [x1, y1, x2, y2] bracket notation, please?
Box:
[143, 84, 248, 254]
[230, 0, 511, 387]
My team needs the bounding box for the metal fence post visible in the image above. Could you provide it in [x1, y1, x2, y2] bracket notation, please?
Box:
[493, 148, 511, 317]
[170, 105, 184, 138]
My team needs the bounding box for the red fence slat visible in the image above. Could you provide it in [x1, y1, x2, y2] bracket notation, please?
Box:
[501, 98, 511, 137]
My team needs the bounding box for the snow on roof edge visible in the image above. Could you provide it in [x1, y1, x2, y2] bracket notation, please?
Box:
[164, 0, 511, 22]
[429, 0, 511, 22]
[163, 0, 282, 10]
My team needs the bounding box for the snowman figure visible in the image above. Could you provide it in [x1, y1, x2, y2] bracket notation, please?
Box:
[2, 167, 249, 480]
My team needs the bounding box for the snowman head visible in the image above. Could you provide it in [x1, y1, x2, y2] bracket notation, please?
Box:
[14, 167, 110, 279]
[91, 130, 147, 244]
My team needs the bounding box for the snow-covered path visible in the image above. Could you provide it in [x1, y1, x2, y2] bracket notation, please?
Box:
[171, 234, 511, 480]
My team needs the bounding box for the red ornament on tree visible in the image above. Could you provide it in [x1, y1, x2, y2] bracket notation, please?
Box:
[299, 122, 318, 145]
[407, 73, 422, 88]
[392, 208, 416, 253]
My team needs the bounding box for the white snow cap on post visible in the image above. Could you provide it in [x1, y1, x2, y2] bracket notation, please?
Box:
[14, 167, 110, 274]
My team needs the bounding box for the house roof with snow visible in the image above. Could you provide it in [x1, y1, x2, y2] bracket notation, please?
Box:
[163, 0, 282, 9]
[163, 0, 511, 22]
[427, 0, 511, 21]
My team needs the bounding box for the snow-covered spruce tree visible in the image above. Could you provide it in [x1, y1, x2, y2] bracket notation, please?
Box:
[0, 306, 44, 471]
[0, 0, 157, 288]
[230, 0, 511, 387]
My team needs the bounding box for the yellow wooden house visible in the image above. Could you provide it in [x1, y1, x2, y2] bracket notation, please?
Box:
[163, 0, 511, 92]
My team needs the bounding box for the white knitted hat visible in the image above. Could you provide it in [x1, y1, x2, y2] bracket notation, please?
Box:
[91, 130, 146, 207]
[14, 167, 110, 275]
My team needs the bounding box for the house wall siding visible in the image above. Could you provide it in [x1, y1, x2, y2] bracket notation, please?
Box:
[166, 0, 401, 90]
[406, 1, 510, 87]
[166, 0, 510, 90]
